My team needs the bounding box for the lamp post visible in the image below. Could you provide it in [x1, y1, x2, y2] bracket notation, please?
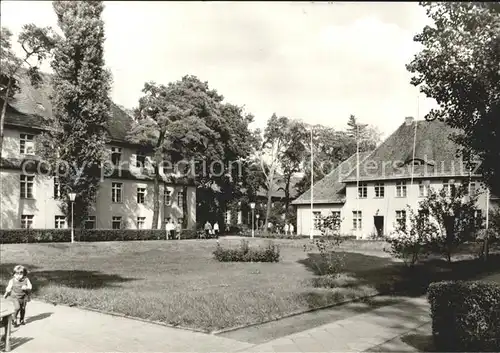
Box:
[256, 214, 260, 235]
[250, 202, 255, 238]
[68, 192, 76, 243]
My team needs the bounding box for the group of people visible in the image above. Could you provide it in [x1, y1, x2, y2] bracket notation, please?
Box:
[203, 221, 219, 238]
[165, 218, 182, 240]
[266, 221, 294, 235]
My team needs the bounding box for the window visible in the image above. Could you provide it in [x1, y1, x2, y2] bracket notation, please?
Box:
[112, 216, 122, 229]
[137, 216, 146, 229]
[352, 211, 362, 230]
[112, 182, 123, 203]
[20, 175, 34, 199]
[419, 180, 430, 197]
[225, 210, 231, 225]
[396, 210, 407, 231]
[55, 215, 66, 229]
[54, 177, 61, 199]
[136, 151, 146, 168]
[443, 179, 456, 197]
[396, 181, 407, 198]
[111, 147, 122, 166]
[137, 187, 146, 204]
[84, 216, 96, 229]
[164, 189, 172, 206]
[331, 211, 341, 230]
[177, 191, 184, 207]
[358, 182, 368, 198]
[469, 182, 477, 195]
[21, 215, 34, 229]
[20, 134, 35, 155]
[374, 183, 385, 198]
[313, 211, 322, 230]
[475, 209, 483, 229]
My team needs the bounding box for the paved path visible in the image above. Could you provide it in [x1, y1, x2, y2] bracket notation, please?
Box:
[1, 295, 431, 352]
[0, 300, 253, 352]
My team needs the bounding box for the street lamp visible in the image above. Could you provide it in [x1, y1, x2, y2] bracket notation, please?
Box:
[256, 214, 260, 234]
[250, 202, 255, 238]
[68, 192, 76, 243]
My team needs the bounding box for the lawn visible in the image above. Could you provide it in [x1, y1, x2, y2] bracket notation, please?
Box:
[1, 237, 498, 332]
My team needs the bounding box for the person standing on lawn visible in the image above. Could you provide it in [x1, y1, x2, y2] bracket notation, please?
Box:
[204, 221, 212, 238]
[284, 222, 289, 236]
[213, 221, 219, 238]
[290, 223, 294, 236]
[3, 265, 32, 326]
[166, 219, 175, 240]
[175, 220, 181, 239]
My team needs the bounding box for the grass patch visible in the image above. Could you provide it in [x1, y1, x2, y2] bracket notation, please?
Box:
[1, 237, 498, 332]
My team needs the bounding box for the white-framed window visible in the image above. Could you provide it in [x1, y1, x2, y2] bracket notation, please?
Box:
[419, 180, 430, 197]
[136, 151, 146, 168]
[469, 182, 477, 195]
[112, 216, 122, 229]
[84, 216, 96, 229]
[177, 191, 184, 207]
[137, 187, 146, 204]
[19, 133, 35, 155]
[396, 181, 407, 198]
[443, 179, 456, 197]
[55, 215, 66, 229]
[374, 183, 385, 198]
[331, 211, 341, 230]
[225, 210, 231, 225]
[353, 211, 362, 230]
[358, 182, 368, 198]
[474, 209, 483, 228]
[21, 215, 34, 229]
[20, 175, 34, 199]
[313, 211, 322, 230]
[137, 216, 146, 229]
[111, 147, 122, 166]
[112, 182, 123, 203]
[396, 210, 407, 231]
[54, 177, 61, 199]
[164, 189, 172, 206]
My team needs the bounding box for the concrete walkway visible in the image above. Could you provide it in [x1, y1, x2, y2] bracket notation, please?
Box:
[1, 295, 431, 352]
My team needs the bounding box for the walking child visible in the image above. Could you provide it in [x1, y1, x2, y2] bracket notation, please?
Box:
[4, 265, 32, 326]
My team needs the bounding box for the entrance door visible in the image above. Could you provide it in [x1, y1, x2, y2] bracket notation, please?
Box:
[374, 216, 384, 237]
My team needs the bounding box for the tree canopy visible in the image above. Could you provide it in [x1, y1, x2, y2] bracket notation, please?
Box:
[407, 2, 500, 196]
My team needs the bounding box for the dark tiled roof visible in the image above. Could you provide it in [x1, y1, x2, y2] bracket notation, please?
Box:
[256, 175, 302, 199]
[292, 151, 372, 205]
[3, 72, 137, 144]
[343, 120, 475, 182]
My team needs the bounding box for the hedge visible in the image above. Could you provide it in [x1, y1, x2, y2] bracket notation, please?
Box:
[428, 280, 500, 352]
[0, 228, 198, 244]
[213, 239, 280, 262]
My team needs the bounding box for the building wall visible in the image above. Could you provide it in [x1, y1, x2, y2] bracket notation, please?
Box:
[1, 127, 196, 229]
[296, 177, 491, 238]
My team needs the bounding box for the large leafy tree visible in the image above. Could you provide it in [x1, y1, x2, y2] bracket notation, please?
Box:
[0, 25, 58, 158]
[38, 1, 112, 227]
[130, 76, 257, 229]
[407, 2, 500, 196]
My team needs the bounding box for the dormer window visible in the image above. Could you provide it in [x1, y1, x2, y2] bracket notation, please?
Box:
[111, 147, 122, 166]
[36, 102, 45, 111]
[20, 134, 35, 155]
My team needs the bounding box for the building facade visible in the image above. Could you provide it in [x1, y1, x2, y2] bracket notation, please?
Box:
[0, 75, 196, 230]
[293, 117, 498, 238]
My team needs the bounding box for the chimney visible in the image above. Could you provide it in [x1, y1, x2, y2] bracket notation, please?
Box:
[405, 116, 414, 126]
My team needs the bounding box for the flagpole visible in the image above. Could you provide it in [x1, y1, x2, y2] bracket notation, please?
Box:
[356, 123, 360, 239]
[310, 125, 314, 240]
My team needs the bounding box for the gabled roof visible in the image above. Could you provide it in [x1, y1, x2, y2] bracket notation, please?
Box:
[292, 151, 372, 205]
[342, 119, 476, 182]
[3, 72, 138, 145]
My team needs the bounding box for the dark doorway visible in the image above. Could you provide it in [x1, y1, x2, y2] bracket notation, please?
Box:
[374, 216, 384, 237]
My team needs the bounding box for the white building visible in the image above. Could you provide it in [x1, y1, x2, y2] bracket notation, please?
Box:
[293, 117, 499, 238]
[0, 74, 196, 230]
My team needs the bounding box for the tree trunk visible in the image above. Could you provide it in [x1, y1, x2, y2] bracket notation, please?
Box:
[151, 168, 160, 229]
[0, 77, 13, 160]
[284, 174, 291, 211]
[264, 166, 276, 235]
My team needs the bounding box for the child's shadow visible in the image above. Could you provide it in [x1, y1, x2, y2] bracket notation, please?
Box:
[27, 312, 53, 324]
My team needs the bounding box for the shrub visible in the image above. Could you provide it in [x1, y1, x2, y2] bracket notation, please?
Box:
[213, 239, 280, 262]
[0, 228, 198, 243]
[428, 280, 500, 352]
[385, 207, 437, 267]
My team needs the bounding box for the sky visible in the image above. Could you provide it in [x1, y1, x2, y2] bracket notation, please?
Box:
[1, 1, 438, 139]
